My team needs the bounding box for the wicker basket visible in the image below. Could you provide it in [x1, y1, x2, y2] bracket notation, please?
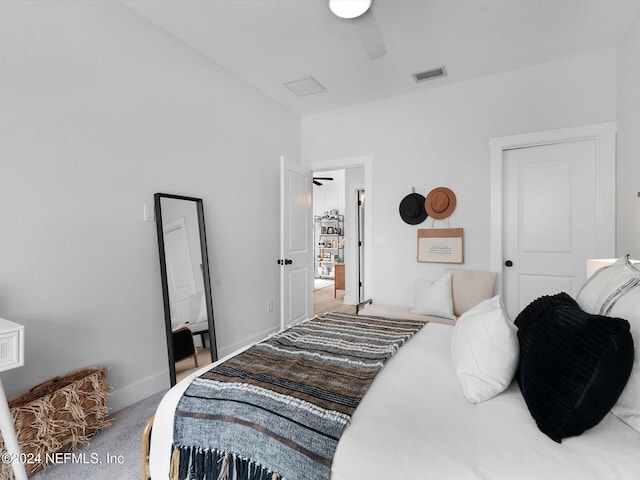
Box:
[0, 366, 111, 479]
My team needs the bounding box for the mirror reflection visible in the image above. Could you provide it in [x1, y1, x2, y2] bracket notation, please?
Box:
[154, 193, 217, 386]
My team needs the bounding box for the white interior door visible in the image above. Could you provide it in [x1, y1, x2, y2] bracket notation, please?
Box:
[502, 139, 599, 319]
[163, 218, 197, 329]
[280, 156, 314, 329]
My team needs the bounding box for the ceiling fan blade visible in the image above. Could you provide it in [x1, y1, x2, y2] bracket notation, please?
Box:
[353, 10, 386, 60]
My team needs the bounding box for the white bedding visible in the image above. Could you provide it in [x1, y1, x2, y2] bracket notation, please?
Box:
[149, 323, 640, 479]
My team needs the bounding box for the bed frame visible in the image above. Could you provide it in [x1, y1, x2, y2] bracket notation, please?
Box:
[141, 415, 154, 480]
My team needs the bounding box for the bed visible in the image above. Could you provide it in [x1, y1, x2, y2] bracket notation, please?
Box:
[145, 264, 640, 479]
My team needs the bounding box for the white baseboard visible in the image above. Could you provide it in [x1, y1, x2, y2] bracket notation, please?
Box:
[107, 326, 279, 413]
[107, 369, 170, 413]
[217, 326, 279, 359]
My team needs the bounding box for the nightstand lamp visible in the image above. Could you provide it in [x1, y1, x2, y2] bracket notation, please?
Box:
[0, 317, 26, 480]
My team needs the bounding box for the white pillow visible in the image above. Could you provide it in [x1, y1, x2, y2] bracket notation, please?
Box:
[606, 288, 640, 432]
[577, 256, 640, 433]
[576, 257, 639, 314]
[411, 272, 455, 320]
[451, 295, 519, 404]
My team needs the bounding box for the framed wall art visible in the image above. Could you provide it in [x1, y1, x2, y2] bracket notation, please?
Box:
[417, 228, 464, 264]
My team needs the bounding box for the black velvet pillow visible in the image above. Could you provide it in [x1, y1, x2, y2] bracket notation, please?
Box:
[514, 292, 634, 443]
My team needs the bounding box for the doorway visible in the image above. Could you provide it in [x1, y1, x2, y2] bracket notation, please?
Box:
[312, 169, 346, 314]
[280, 155, 372, 321]
[311, 167, 367, 315]
[490, 123, 616, 319]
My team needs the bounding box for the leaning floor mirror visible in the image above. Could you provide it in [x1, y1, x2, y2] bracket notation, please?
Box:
[154, 193, 218, 386]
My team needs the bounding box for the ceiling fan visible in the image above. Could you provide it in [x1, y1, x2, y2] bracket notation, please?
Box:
[329, 0, 387, 60]
[313, 176, 334, 186]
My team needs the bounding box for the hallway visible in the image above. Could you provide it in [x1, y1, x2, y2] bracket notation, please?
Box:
[313, 284, 356, 316]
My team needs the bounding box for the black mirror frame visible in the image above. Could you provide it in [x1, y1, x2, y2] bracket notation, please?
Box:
[154, 193, 218, 386]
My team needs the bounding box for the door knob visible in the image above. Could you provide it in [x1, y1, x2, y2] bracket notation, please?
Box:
[285, 259, 293, 265]
[505, 260, 514, 267]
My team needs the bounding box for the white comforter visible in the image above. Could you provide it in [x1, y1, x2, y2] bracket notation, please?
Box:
[150, 323, 640, 479]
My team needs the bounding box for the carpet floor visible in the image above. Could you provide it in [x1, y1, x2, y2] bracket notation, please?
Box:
[29, 389, 167, 480]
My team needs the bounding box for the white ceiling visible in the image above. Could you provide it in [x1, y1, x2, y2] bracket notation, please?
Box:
[122, 0, 640, 115]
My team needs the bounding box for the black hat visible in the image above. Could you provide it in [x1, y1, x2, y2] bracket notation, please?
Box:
[399, 189, 427, 225]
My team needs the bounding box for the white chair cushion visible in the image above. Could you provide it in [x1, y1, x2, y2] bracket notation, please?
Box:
[450, 269, 497, 317]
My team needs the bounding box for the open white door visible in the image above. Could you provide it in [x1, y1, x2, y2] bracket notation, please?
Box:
[280, 156, 314, 330]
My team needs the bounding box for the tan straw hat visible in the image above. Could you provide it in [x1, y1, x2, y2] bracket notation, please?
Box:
[425, 187, 456, 219]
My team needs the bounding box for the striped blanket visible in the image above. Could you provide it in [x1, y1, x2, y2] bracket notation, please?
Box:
[172, 312, 426, 480]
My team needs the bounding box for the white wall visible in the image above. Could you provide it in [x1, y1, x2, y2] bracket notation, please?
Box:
[302, 50, 618, 306]
[617, 15, 640, 259]
[313, 170, 346, 217]
[0, 1, 300, 410]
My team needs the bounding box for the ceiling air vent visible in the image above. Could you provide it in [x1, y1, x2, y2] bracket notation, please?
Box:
[412, 66, 447, 83]
[283, 76, 326, 97]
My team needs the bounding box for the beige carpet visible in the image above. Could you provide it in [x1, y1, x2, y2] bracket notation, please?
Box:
[29, 389, 167, 480]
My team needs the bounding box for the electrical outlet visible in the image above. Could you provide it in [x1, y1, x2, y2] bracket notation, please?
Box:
[266, 300, 274, 312]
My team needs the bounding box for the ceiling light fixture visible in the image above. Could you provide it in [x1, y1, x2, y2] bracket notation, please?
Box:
[329, 0, 372, 19]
